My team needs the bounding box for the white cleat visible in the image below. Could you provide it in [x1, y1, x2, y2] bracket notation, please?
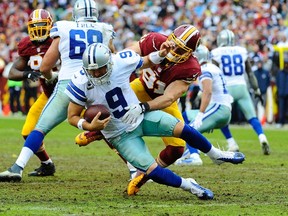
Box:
[0, 169, 22, 182]
[174, 153, 203, 166]
[185, 178, 214, 200]
[212, 151, 245, 165]
[259, 134, 270, 155]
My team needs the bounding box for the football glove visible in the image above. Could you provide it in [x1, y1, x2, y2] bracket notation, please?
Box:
[122, 102, 149, 124]
[191, 112, 204, 130]
[254, 88, 264, 106]
[45, 72, 58, 85]
[23, 70, 41, 82]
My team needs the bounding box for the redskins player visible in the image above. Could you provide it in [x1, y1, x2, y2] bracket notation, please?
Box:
[8, 9, 57, 176]
[125, 24, 201, 193]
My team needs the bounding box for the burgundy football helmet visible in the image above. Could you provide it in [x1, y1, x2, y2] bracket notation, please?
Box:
[28, 9, 53, 42]
[166, 24, 201, 63]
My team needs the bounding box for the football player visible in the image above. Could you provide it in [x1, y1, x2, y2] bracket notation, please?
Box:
[65, 42, 245, 199]
[76, 25, 204, 173]
[75, 25, 244, 192]
[175, 45, 234, 165]
[8, 9, 57, 176]
[0, 0, 116, 182]
[211, 29, 270, 155]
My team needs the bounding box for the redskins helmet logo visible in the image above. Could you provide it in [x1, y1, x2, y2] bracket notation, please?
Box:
[28, 9, 53, 42]
[166, 24, 201, 63]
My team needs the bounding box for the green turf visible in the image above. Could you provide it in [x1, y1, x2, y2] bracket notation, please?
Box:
[0, 117, 287, 216]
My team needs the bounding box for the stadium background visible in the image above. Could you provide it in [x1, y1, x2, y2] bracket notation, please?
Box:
[0, 0, 287, 125]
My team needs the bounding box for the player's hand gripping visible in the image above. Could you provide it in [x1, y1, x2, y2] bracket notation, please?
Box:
[89, 112, 111, 131]
[122, 103, 149, 124]
[23, 70, 41, 82]
[45, 72, 58, 85]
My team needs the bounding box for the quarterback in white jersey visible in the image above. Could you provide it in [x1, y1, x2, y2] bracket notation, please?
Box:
[175, 45, 234, 166]
[0, 0, 116, 182]
[65, 43, 245, 199]
[66, 48, 144, 138]
[211, 29, 270, 155]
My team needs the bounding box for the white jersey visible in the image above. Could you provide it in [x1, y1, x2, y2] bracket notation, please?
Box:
[211, 46, 248, 86]
[199, 62, 233, 109]
[65, 49, 143, 139]
[50, 20, 115, 81]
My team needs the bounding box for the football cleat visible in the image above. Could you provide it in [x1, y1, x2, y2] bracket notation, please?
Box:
[0, 164, 23, 182]
[212, 151, 245, 165]
[185, 178, 214, 200]
[259, 134, 270, 155]
[75, 130, 104, 146]
[174, 153, 203, 166]
[28, 162, 55, 177]
[127, 173, 145, 196]
[261, 142, 270, 155]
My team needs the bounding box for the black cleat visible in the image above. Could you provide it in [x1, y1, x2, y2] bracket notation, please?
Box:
[28, 163, 55, 177]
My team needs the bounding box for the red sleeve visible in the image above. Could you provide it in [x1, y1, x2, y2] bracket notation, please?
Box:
[139, 32, 167, 56]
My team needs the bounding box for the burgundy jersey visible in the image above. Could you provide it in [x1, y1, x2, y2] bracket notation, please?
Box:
[139, 32, 201, 99]
[17, 36, 55, 97]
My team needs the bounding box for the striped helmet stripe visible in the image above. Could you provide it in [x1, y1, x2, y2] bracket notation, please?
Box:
[84, 0, 92, 17]
[226, 30, 231, 45]
[179, 26, 197, 44]
[87, 44, 96, 65]
[35, 9, 40, 19]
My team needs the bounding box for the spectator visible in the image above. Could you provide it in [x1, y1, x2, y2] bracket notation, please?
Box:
[254, 61, 271, 107]
[276, 60, 288, 127]
[8, 79, 23, 116]
[23, 79, 39, 115]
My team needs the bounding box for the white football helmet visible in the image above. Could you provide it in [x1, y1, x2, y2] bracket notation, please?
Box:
[194, 44, 210, 64]
[82, 43, 112, 85]
[73, 0, 99, 22]
[217, 29, 235, 47]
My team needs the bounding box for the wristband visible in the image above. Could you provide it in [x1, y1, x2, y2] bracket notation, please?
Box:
[139, 102, 150, 113]
[149, 51, 165, 64]
[77, 119, 86, 130]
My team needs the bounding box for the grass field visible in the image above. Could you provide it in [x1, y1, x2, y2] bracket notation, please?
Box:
[0, 117, 287, 216]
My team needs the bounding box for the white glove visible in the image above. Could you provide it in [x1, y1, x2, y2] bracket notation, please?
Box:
[191, 112, 204, 130]
[45, 72, 58, 85]
[122, 103, 148, 124]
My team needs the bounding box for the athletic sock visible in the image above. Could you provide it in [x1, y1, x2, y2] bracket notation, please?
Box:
[147, 166, 181, 187]
[180, 124, 212, 153]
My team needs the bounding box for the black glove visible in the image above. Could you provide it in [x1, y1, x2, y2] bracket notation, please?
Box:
[254, 88, 264, 106]
[23, 70, 41, 82]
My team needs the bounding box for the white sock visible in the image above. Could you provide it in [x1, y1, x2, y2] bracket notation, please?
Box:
[15, 147, 34, 169]
[180, 178, 191, 190]
[41, 159, 53, 164]
[227, 137, 237, 145]
[206, 146, 221, 159]
[258, 134, 267, 142]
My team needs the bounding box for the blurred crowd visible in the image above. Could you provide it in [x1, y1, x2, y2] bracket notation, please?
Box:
[0, 0, 288, 126]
